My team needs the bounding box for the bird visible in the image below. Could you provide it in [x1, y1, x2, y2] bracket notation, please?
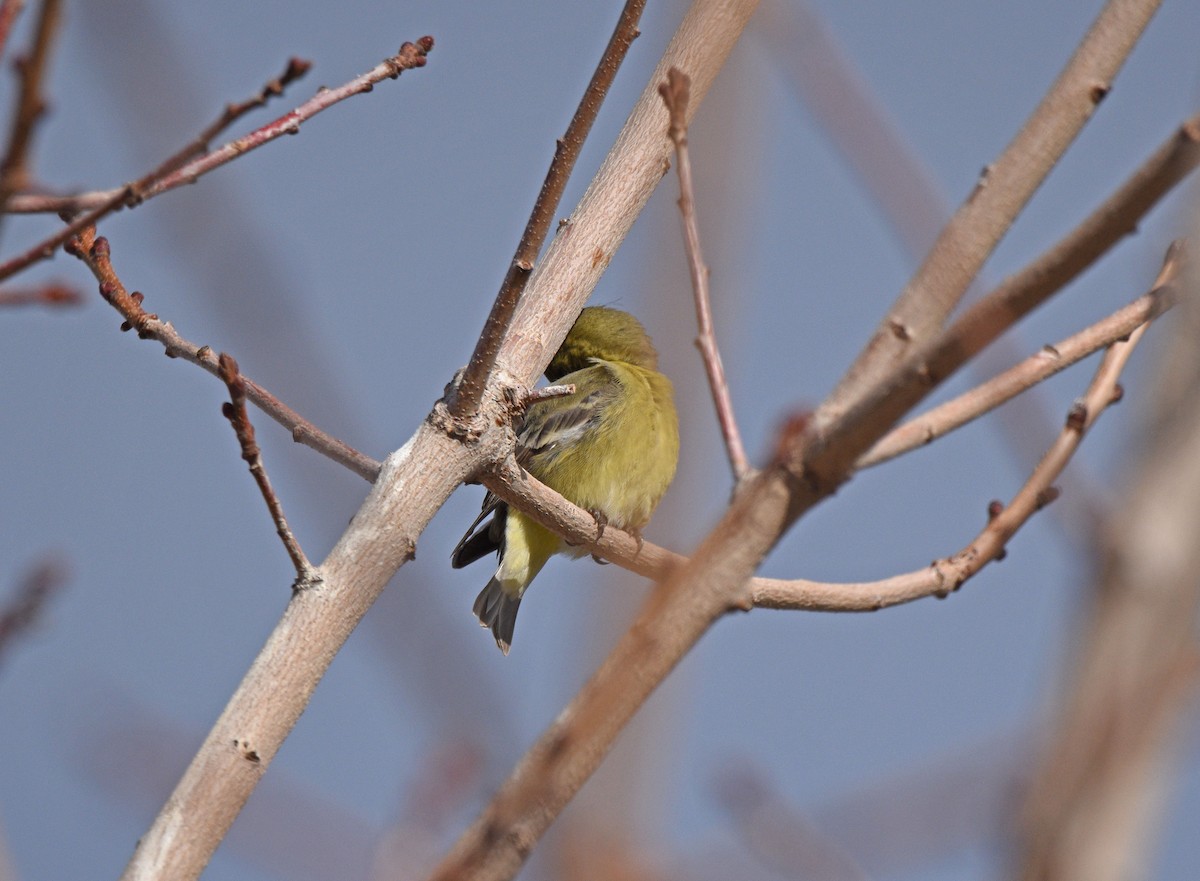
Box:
[451, 306, 679, 654]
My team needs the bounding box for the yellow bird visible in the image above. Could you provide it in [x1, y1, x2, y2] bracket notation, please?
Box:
[452, 306, 679, 653]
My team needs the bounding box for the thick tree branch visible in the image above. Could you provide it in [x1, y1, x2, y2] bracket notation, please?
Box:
[822, 0, 1161, 426]
[117, 4, 756, 879]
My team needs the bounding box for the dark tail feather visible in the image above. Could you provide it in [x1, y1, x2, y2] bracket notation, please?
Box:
[473, 577, 521, 655]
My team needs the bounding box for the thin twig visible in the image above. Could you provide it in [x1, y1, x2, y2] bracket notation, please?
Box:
[0, 280, 79, 306]
[0, 39, 431, 282]
[659, 66, 750, 483]
[64, 227, 378, 480]
[218, 353, 322, 590]
[449, 1, 646, 420]
[0, 0, 26, 63]
[859, 278, 1178, 468]
[146, 57, 313, 185]
[0, 557, 67, 667]
[0, 0, 62, 223]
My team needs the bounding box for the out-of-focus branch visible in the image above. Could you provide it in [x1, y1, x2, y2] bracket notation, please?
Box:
[0, 0, 61, 221]
[715, 765, 870, 881]
[0, 280, 79, 306]
[929, 112, 1200, 385]
[660, 66, 751, 483]
[64, 228, 378, 481]
[0, 0, 26, 63]
[821, 0, 1161, 429]
[0, 557, 67, 667]
[1014, 242, 1200, 881]
[218, 352, 322, 590]
[448, 1, 646, 420]
[860, 278, 1176, 468]
[434, 215, 1173, 881]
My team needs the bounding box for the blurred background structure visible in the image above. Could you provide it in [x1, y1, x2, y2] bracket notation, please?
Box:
[1, 1, 1198, 879]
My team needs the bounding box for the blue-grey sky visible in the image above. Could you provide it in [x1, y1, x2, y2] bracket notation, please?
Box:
[2, 2, 1198, 879]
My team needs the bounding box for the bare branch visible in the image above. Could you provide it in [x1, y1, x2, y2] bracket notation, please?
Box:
[0, 38, 431, 282]
[928, 112, 1200, 386]
[64, 227, 378, 481]
[860, 277, 1177, 467]
[117, 5, 757, 878]
[433, 239, 1174, 881]
[1015, 240, 1200, 881]
[449, 1, 646, 420]
[148, 57, 313, 182]
[218, 352, 323, 590]
[822, 0, 1162, 429]
[660, 66, 751, 483]
[0, 0, 60, 228]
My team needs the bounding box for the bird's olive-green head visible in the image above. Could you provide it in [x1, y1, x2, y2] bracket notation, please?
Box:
[545, 306, 660, 381]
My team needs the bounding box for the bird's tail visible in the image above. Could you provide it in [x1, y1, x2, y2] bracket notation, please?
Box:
[473, 577, 521, 655]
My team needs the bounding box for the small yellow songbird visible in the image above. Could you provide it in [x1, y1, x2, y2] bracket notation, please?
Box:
[451, 306, 679, 653]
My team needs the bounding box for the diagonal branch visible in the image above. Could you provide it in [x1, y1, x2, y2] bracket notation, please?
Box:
[0, 0, 26, 64]
[64, 227, 377, 481]
[824, 0, 1162, 418]
[0, 0, 61, 226]
[660, 66, 751, 483]
[218, 353, 323, 590]
[860, 277, 1177, 468]
[117, 5, 757, 880]
[0, 39, 431, 283]
[449, 0, 647, 420]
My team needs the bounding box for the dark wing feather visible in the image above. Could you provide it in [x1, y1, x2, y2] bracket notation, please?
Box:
[450, 493, 506, 569]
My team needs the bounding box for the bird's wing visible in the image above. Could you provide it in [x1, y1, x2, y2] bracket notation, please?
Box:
[517, 384, 610, 470]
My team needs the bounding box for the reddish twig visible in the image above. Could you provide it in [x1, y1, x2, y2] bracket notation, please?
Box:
[0, 0, 62, 223]
[449, 1, 646, 420]
[64, 226, 379, 481]
[0, 280, 79, 306]
[660, 66, 750, 483]
[218, 353, 322, 590]
[0, 557, 67, 666]
[0, 39, 431, 283]
[146, 57, 313, 184]
[0, 0, 27, 63]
